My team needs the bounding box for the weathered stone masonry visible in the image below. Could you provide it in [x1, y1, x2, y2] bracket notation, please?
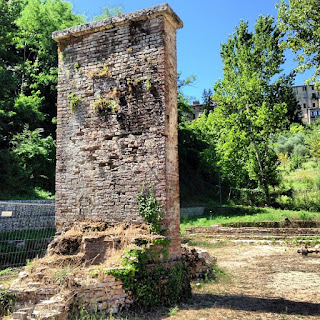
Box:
[53, 4, 183, 258]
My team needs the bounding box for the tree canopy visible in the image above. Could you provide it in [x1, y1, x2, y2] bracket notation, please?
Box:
[277, 0, 320, 89]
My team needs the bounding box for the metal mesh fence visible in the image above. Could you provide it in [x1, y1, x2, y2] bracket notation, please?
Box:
[0, 201, 55, 270]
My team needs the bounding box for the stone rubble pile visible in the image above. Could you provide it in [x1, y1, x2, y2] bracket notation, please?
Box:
[6, 242, 215, 319]
[181, 245, 216, 279]
[9, 271, 131, 320]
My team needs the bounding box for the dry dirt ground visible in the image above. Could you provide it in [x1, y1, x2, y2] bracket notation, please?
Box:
[2, 242, 320, 320]
[139, 242, 320, 320]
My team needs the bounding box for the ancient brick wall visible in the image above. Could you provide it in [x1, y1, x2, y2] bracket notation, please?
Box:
[53, 5, 183, 258]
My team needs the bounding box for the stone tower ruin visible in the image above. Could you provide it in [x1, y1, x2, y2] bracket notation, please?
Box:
[53, 4, 183, 258]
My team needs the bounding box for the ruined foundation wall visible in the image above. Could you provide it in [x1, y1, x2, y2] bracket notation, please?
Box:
[53, 5, 183, 258]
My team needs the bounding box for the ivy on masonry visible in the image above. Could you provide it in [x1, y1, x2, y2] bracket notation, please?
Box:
[105, 186, 191, 309]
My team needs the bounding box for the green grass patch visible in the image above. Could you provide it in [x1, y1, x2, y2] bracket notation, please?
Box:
[2, 187, 55, 200]
[187, 240, 229, 249]
[213, 265, 232, 284]
[180, 205, 320, 234]
[293, 235, 320, 246]
[0, 268, 19, 277]
[275, 160, 320, 211]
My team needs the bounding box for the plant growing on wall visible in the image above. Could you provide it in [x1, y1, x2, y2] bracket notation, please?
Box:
[106, 251, 191, 309]
[69, 93, 81, 113]
[137, 185, 166, 235]
[87, 65, 111, 79]
[145, 77, 152, 90]
[93, 89, 120, 113]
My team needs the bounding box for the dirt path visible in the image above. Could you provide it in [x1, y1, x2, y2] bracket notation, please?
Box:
[148, 242, 320, 320]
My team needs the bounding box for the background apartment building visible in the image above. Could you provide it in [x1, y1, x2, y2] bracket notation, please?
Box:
[191, 101, 204, 119]
[292, 85, 320, 124]
[191, 100, 216, 120]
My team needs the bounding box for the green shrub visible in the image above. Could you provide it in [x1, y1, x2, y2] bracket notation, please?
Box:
[0, 289, 15, 317]
[232, 188, 266, 206]
[107, 249, 191, 309]
[137, 185, 165, 235]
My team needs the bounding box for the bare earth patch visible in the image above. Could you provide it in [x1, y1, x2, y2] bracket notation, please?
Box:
[148, 242, 320, 320]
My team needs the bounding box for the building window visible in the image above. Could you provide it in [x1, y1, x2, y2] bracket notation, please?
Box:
[312, 85, 315, 90]
[303, 103, 306, 108]
[313, 103, 316, 108]
[303, 86, 307, 91]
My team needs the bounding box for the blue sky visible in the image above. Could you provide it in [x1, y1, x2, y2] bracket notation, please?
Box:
[68, 0, 311, 101]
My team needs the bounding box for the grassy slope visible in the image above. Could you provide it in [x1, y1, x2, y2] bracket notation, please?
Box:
[276, 160, 320, 211]
[181, 160, 320, 233]
[180, 205, 319, 234]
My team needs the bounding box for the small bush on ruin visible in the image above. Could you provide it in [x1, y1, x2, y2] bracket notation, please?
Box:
[93, 89, 120, 114]
[137, 185, 165, 235]
[69, 93, 81, 113]
[103, 187, 191, 309]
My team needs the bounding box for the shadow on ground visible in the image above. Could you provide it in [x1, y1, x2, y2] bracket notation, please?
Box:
[186, 293, 320, 316]
[121, 293, 320, 319]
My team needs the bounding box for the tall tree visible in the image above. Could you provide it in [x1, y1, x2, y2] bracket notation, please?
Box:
[212, 15, 291, 204]
[0, 0, 84, 198]
[0, 0, 22, 147]
[277, 0, 320, 89]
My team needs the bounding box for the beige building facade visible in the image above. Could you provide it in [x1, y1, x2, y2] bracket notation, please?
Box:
[292, 85, 320, 124]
